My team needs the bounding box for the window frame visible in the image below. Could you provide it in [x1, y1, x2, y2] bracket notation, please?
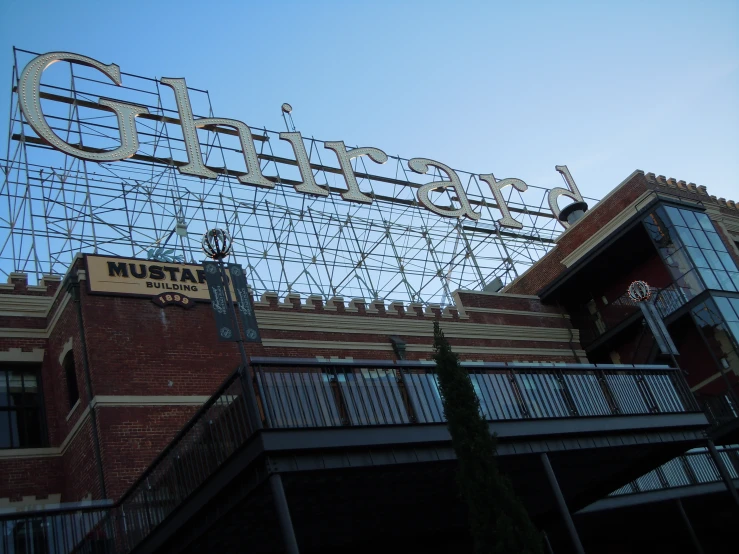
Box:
[0, 363, 49, 449]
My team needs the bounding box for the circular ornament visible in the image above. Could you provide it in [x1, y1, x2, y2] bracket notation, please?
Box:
[202, 228, 232, 260]
[627, 280, 651, 302]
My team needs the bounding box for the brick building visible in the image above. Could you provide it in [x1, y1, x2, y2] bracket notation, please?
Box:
[0, 169, 738, 553]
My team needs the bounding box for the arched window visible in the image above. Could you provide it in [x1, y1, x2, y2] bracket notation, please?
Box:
[63, 352, 79, 410]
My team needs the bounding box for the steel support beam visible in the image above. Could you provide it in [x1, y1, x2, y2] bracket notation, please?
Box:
[541, 453, 586, 554]
[675, 499, 704, 554]
[706, 439, 739, 508]
[269, 473, 300, 554]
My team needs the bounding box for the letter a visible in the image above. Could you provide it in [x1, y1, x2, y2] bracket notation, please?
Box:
[324, 141, 388, 204]
[408, 158, 480, 220]
[478, 174, 528, 229]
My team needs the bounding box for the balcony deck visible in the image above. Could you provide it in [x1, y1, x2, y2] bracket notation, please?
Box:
[0, 360, 709, 554]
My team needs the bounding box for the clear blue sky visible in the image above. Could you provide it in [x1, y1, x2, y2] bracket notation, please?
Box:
[0, 0, 737, 202]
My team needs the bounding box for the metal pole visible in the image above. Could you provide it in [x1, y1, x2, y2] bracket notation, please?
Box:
[543, 531, 556, 554]
[675, 499, 704, 554]
[216, 258, 263, 431]
[540, 453, 586, 554]
[706, 440, 739, 508]
[269, 473, 300, 554]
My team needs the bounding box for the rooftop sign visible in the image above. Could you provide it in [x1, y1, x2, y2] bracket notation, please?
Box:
[18, 51, 585, 230]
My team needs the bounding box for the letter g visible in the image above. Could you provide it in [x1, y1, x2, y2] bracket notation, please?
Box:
[18, 52, 149, 162]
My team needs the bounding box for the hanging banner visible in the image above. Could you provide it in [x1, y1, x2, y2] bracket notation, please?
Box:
[202, 261, 238, 342]
[228, 263, 262, 343]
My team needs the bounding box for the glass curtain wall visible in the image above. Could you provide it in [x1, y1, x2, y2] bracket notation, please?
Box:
[691, 297, 739, 417]
[644, 205, 739, 299]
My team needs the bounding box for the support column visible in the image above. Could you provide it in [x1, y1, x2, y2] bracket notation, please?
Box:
[706, 440, 739, 508]
[269, 473, 300, 554]
[675, 499, 704, 554]
[543, 531, 556, 554]
[540, 453, 585, 554]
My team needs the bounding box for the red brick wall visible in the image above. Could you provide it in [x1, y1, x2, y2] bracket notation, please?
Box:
[60, 419, 102, 501]
[97, 405, 199, 499]
[506, 172, 739, 297]
[0, 457, 63, 502]
[1, 260, 585, 504]
[506, 172, 651, 296]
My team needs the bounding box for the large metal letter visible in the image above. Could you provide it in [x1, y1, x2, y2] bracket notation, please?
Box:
[19, 52, 149, 162]
[408, 158, 480, 220]
[324, 141, 387, 204]
[279, 132, 328, 196]
[549, 165, 585, 228]
[478, 174, 528, 229]
[160, 78, 273, 188]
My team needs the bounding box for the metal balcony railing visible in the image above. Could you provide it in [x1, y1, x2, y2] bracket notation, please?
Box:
[609, 445, 739, 497]
[610, 284, 686, 318]
[573, 284, 688, 347]
[0, 360, 702, 554]
[0, 502, 112, 554]
[252, 360, 699, 427]
[696, 391, 739, 428]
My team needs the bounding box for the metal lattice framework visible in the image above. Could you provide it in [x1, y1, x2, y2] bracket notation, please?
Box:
[1, 48, 598, 305]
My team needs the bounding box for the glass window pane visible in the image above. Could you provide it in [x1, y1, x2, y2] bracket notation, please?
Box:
[729, 321, 739, 347]
[717, 251, 739, 272]
[704, 250, 723, 270]
[0, 373, 7, 407]
[0, 411, 10, 448]
[695, 211, 714, 232]
[715, 296, 738, 321]
[693, 301, 721, 328]
[644, 215, 666, 243]
[674, 226, 697, 247]
[731, 298, 739, 317]
[677, 269, 704, 299]
[707, 232, 728, 252]
[687, 247, 709, 268]
[665, 206, 687, 227]
[9, 411, 18, 447]
[714, 270, 737, 292]
[731, 273, 739, 290]
[698, 266, 720, 289]
[681, 209, 701, 230]
[0, 370, 43, 449]
[21, 373, 38, 394]
[692, 229, 712, 250]
[20, 410, 43, 447]
[7, 373, 23, 407]
[664, 248, 695, 278]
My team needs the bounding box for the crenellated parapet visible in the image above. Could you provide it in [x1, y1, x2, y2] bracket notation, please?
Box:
[645, 172, 737, 211]
[250, 291, 465, 319]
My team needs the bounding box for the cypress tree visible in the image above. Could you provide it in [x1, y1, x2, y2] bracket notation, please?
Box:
[432, 321, 543, 554]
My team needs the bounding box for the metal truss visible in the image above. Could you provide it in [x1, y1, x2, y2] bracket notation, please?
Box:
[0, 48, 598, 305]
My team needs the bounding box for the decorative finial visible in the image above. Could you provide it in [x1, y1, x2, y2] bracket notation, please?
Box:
[202, 228, 232, 260]
[627, 280, 651, 303]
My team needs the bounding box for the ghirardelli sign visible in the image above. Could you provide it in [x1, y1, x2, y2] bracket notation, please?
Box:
[18, 51, 585, 229]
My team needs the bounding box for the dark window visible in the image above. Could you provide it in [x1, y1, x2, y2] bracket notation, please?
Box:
[63, 352, 80, 410]
[0, 368, 45, 448]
